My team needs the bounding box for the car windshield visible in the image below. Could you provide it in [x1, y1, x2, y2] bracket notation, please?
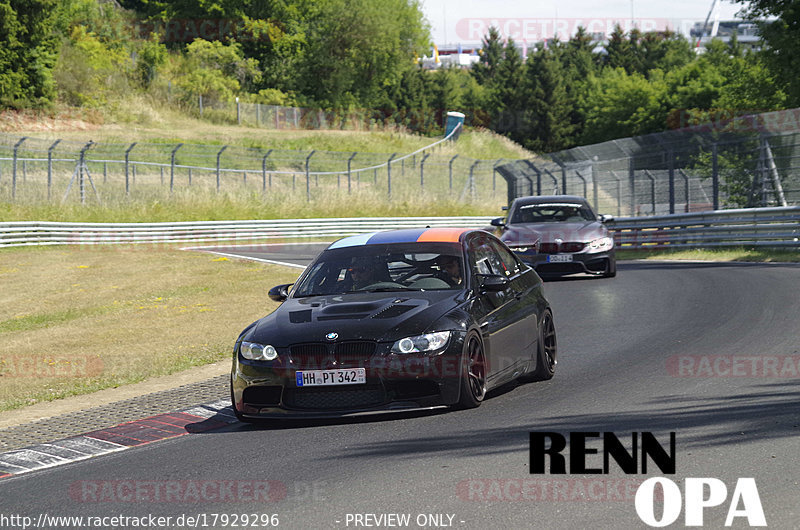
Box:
[292, 242, 466, 297]
[510, 202, 594, 223]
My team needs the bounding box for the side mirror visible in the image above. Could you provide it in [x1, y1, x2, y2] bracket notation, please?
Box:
[490, 217, 506, 227]
[479, 274, 509, 292]
[599, 214, 614, 223]
[268, 283, 292, 302]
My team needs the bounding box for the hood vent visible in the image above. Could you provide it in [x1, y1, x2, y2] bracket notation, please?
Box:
[289, 310, 312, 323]
[371, 304, 415, 319]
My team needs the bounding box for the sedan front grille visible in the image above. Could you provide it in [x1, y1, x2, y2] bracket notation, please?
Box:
[289, 341, 376, 369]
[539, 242, 585, 254]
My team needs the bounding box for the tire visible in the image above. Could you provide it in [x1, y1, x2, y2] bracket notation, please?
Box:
[456, 333, 487, 409]
[526, 309, 557, 381]
[602, 257, 617, 278]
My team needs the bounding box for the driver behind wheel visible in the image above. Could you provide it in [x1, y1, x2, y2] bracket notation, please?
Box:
[349, 256, 389, 289]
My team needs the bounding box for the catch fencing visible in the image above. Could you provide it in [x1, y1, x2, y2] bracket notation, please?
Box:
[0, 124, 508, 205]
[497, 108, 800, 217]
[1, 209, 797, 250]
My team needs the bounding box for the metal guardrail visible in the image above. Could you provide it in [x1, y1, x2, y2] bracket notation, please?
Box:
[609, 206, 800, 249]
[0, 217, 496, 248]
[1, 209, 797, 250]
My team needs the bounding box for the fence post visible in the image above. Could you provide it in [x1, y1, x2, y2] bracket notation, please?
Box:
[551, 155, 567, 194]
[216, 145, 228, 192]
[591, 159, 599, 212]
[420, 153, 430, 190]
[125, 143, 136, 195]
[628, 156, 636, 216]
[644, 170, 656, 215]
[492, 159, 503, 194]
[11, 136, 27, 200]
[712, 142, 719, 210]
[668, 148, 675, 214]
[170, 143, 183, 194]
[199, 94, 203, 116]
[387, 153, 397, 199]
[468, 160, 479, 200]
[305, 150, 315, 202]
[78, 141, 94, 205]
[47, 139, 61, 201]
[574, 170, 587, 199]
[236, 97, 240, 125]
[347, 152, 357, 193]
[544, 169, 558, 194]
[262, 149, 273, 191]
[449, 155, 459, 191]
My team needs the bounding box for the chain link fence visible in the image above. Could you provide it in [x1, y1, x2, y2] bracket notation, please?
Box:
[0, 127, 509, 206]
[497, 108, 800, 217]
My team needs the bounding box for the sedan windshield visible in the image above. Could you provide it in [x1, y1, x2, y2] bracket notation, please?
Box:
[293, 242, 465, 297]
[510, 203, 594, 223]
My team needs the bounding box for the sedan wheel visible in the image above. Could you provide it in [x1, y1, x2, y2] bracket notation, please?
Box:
[526, 309, 557, 381]
[457, 333, 487, 409]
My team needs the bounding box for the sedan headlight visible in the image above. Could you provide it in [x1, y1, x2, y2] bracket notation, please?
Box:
[240, 341, 278, 361]
[587, 237, 614, 252]
[507, 244, 536, 253]
[391, 331, 451, 354]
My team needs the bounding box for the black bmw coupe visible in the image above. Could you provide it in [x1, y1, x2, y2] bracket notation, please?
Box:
[231, 227, 556, 421]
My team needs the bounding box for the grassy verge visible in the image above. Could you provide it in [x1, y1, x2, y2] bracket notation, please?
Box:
[0, 188, 503, 223]
[617, 247, 800, 263]
[0, 245, 300, 412]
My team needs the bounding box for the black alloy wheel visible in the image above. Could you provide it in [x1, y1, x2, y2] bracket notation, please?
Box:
[457, 333, 487, 409]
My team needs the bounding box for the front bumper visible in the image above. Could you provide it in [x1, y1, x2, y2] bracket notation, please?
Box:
[513, 248, 615, 276]
[231, 332, 466, 419]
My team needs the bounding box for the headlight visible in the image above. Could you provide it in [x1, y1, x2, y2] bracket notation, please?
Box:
[587, 237, 614, 252]
[240, 341, 278, 361]
[507, 244, 536, 253]
[391, 331, 451, 354]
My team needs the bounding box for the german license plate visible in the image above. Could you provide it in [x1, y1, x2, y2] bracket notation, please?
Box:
[296, 368, 366, 387]
[547, 254, 573, 263]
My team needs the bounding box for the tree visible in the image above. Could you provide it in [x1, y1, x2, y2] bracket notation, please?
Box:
[604, 24, 634, 73]
[518, 47, 575, 152]
[491, 38, 526, 136]
[735, 0, 800, 106]
[295, 0, 429, 108]
[580, 67, 669, 143]
[176, 39, 260, 102]
[471, 26, 504, 86]
[0, 0, 59, 108]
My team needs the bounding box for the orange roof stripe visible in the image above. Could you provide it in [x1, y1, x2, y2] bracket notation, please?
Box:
[416, 227, 470, 243]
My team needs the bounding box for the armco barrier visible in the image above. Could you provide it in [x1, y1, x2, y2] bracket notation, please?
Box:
[0, 217, 496, 247]
[609, 206, 800, 249]
[1, 208, 797, 249]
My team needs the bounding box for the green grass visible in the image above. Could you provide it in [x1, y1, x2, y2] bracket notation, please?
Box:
[0, 245, 301, 412]
[617, 247, 800, 263]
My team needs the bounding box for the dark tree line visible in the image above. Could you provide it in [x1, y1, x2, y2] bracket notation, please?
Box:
[1, 0, 798, 152]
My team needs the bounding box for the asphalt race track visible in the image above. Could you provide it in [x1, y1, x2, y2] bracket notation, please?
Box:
[1, 246, 799, 529]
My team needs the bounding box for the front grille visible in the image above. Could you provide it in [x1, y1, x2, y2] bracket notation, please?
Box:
[539, 242, 585, 254]
[283, 385, 386, 410]
[289, 341, 376, 369]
